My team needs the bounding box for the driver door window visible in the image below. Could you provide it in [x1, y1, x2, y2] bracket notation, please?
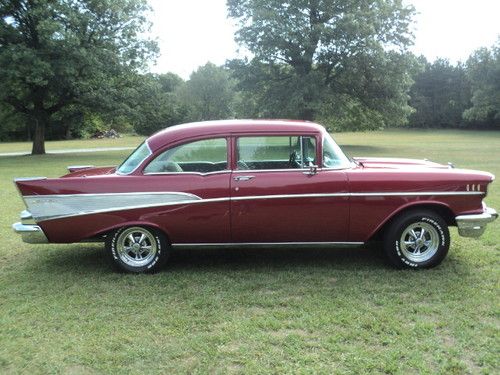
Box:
[236, 136, 316, 170]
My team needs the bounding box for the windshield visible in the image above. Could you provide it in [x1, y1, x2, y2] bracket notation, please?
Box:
[322, 133, 351, 169]
[117, 142, 152, 175]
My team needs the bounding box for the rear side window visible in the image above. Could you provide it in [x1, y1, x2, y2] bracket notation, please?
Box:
[144, 138, 228, 174]
[117, 142, 151, 175]
[236, 136, 316, 170]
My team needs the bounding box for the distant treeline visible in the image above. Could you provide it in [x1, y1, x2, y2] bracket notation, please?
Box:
[0, 0, 498, 154]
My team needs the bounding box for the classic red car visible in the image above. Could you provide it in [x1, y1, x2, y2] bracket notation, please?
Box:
[13, 120, 498, 273]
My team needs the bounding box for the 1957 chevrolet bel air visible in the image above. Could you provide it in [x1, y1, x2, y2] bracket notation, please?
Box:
[13, 120, 498, 273]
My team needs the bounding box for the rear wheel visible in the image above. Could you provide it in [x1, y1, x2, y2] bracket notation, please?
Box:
[383, 210, 449, 269]
[106, 226, 169, 273]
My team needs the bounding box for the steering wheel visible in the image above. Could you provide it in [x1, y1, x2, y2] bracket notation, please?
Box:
[237, 160, 250, 170]
[288, 151, 300, 168]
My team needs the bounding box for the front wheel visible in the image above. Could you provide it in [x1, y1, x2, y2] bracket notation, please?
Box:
[106, 226, 170, 273]
[383, 210, 450, 269]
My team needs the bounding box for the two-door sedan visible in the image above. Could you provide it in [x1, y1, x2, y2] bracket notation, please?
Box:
[13, 120, 498, 273]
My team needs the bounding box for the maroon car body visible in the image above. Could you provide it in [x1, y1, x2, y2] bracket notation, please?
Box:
[13, 120, 497, 272]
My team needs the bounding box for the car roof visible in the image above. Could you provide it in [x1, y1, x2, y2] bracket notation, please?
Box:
[146, 119, 326, 151]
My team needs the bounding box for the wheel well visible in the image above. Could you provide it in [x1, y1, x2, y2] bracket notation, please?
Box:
[99, 223, 171, 245]
[369, 204, 456, 241]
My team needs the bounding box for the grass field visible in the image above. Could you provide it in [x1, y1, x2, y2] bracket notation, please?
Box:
[0, 129, 499, 374]
[0, 135, 143, 154]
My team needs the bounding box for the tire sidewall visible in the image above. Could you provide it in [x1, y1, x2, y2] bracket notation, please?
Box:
[106, 226, 168, 273]
[385, 211, 450, 269]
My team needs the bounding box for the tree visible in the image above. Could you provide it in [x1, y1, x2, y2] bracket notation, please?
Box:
[181, 63, 235, 121]
[408, 58, 471, 128]
[463, 41, 500, 128]
[0, 0, 157, 154]
[0, 102, 27, 141]
[227, 0, 417, 129]
[130, 73, 189, 136]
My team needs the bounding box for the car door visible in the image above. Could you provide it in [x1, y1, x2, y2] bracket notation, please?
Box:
[142, 137, 231, 244]
[230, 134, 350, 243]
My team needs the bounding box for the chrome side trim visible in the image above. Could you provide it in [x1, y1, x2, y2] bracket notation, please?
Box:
[144, 169, 231, 176]
[234, 168, 310, 173]
[231, 193, 349, 201]
[12, 222, 48, 244]
[23, 190, 485, 222]
[24, 191, 202, 199]
[172, 242, 364, 249]
[456, 206, 498, 238]
[350, 191, 484, 197]
[24, 192, 205, 222]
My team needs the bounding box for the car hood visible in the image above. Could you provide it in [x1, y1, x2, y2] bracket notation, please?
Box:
[353, 157, 450, 169]
[352, 157, 495, 182]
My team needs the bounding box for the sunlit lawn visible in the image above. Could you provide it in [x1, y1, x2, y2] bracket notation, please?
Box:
[0, 134, 144, 154]
[0, 129, 498, 373]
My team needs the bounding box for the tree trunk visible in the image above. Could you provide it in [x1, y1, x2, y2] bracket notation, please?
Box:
[31, 117, 46, 155]
[65, 124, 72, 140]
[300, 107, 314, 121]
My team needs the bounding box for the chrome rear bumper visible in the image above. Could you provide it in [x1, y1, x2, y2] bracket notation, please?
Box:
[456, 206, 498, 238]
[12, 222, 48, 243]
[12, 210, 48, 244]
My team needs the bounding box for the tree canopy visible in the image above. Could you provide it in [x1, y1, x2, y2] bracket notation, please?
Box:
[463, 40, 500, 128]
[0, 1, 498, 147]
[227, 0, 418, 130]
[180, 63, 235, 122]
[408, 59, 471, 128]
[0, 0, 157, 154]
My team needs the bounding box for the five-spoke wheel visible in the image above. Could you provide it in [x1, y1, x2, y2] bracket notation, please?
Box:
[384, 210, 449, 268]
[106, 226, 169, 273]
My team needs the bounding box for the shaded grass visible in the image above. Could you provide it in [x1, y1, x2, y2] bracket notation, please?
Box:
[0, 129, 499, 374]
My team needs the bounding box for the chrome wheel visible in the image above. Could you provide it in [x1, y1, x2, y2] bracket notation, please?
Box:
[400, 222, 440, 263]
[116, 227, 158, 268]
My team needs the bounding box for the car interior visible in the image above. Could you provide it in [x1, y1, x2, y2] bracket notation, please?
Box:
[143, 136, 317, 174]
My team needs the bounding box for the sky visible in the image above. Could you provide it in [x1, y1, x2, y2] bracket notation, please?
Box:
[148, 0, 500, 79]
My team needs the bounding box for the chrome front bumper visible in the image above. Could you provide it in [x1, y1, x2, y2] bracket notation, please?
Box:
[12, 210, 48, 244]
[456, 206, 498, 238]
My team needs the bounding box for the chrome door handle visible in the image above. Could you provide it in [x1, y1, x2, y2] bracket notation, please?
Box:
[234, 175, 255, 181]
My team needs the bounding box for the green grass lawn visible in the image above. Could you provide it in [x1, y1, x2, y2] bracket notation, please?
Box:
[0, 134, 144, 153]
[0, 129, 499, 374]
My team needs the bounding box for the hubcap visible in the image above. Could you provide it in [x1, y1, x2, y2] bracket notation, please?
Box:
[116, 227, 158, 268]
[400, 222, 440, 263]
